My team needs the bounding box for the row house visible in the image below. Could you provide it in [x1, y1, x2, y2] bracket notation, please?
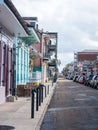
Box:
[31, 31, 58, 84]
[43, 32, 58, 83]
[23, 17, 42, 83]
[0, 0, 58, 101]
[0, 0, 29, 103]
[23, 17, 58, 84]
[0, 0, 40, 103]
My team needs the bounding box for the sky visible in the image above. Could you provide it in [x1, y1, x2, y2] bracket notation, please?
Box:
[12, 0, 98, 72]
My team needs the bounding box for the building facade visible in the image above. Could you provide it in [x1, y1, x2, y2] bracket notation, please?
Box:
[42, 32, 58, 83]
[0, 0, 30, 103]
[77, 50, 98, 75]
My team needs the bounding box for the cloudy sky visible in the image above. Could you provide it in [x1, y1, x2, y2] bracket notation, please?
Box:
[12, 0, 98, 72]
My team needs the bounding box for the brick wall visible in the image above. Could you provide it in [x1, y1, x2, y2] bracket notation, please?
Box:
[78, 52, 98, 62]
[32, 44, 42, 67]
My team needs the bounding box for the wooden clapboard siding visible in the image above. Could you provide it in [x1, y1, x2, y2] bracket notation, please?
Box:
[10, 48, 12, 94]
[4, 44, 7, 96]
[0, 42, 2, 85]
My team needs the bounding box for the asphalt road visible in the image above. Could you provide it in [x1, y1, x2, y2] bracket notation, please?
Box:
[40, 79, 98, 130]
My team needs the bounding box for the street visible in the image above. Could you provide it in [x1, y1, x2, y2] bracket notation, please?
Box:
[40, 79, 98, 130]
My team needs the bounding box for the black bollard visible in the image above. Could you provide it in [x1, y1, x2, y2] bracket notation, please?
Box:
[52, 81, 53, 87]
[36, 88, 39, 111]
[41, 85, 43, 103]
[39, 86, 41, 106]
[47, 85, 49, 94]
[44, 86, 46, 97]
[31, 89, 35, 118]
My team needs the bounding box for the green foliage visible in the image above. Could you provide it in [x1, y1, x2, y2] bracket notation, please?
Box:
[29, 58, 33, 72]
[62, 63, 70, 74]
[51, 58, 56, 63]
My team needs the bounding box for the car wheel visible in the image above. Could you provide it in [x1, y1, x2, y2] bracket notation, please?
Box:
[93, 84, 96, 89]
[96, 84, 98, 89]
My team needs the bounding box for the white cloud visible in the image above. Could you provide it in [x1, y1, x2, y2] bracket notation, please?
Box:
[58, 52, 74, 72]
[12, 0, 98, 71]
[82, 38, 98, 47]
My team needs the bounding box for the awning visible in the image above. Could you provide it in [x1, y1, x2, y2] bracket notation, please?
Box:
[19, 28, 40, 46]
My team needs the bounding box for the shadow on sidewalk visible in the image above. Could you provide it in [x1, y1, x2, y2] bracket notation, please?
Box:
[0, 125, 15, 130]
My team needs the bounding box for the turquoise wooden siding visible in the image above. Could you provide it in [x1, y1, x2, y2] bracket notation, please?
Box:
[15, 38, 29, 85]
[33, 66, 42, 72]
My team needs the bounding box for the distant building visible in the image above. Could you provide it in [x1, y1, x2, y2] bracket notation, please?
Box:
[78, 50, 98, 61]
[77, 50, 98, 75]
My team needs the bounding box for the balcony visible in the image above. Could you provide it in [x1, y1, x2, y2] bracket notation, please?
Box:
[29, 46, 42, 59]
[48, 44, 56, 51]
[43, 54, 50, 61]
[48, 59, 57, 67]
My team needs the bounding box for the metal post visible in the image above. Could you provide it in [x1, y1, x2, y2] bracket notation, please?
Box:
[39, 86, 41, 106]
[36, 88, 39, 111]
[41, 85, 43, 103]
[52, 81, 53, 87]
[47, 85, 49, 94]
[31, 89, 34, 118]
[44, 86, 46, 97]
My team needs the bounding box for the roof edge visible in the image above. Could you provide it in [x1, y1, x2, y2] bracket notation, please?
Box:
[4, 0, 30, 35]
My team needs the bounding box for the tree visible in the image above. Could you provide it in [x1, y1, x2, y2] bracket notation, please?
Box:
[62, 63, 71, 75]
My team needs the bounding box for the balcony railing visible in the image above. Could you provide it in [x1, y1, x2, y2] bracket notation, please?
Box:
[48, 60, 56, 67]
[43, 54, 50, 61]
[48, 44, 56, 51]
[29, 71, 41, 83]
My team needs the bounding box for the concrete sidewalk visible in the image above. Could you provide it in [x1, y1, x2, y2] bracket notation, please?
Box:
[0, 82, 56, 130]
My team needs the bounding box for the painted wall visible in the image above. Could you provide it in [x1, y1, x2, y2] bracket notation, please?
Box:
[0, 32, 13, 103]
[15, 38, 29, 85]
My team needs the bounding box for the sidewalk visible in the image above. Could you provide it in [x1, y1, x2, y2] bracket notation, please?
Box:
[0, 82, 56, 130]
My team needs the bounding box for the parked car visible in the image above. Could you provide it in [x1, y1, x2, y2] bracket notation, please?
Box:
[93, 75, 98, 89]
[73, 75, 78, 82]
[90, 75, 98, 87]
[79, 76, 86, 84]
[76, 75, 81, 82]
[85, 75, 94, 86]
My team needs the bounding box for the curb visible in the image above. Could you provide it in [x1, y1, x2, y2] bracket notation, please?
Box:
[35, 83, 56, 130]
